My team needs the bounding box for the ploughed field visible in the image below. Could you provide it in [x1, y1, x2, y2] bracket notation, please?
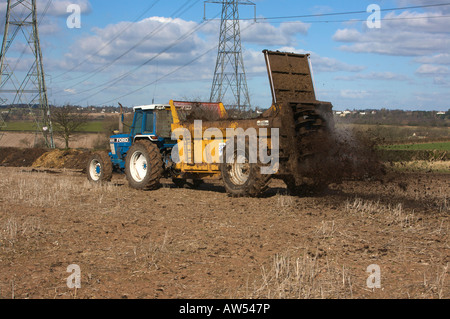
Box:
[0, 165, 448, 299]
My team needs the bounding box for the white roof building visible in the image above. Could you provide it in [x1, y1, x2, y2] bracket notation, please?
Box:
[133, 104, 170, 111]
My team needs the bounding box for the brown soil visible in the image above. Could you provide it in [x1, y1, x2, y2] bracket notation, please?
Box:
[0, 165, 448, 299]
[32, 149, 93, 171]
[0, 147, 93, 171]
[0, 147, 48, 167]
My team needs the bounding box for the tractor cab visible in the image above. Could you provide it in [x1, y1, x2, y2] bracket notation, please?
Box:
[108, 104, 177, 171]
[130, 104, 173, 141]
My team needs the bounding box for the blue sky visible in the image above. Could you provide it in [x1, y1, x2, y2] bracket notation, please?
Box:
[1, 0, 450, 111]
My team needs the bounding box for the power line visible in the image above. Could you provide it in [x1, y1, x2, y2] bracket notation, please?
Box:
[96, 22, 258, 106]
[98, 46, 218, 106]
[233, 2, 450, 21]
[52, 0, 162, 81]
[52, 0, 201, 95]
[67, 8, 214, 105]
[257, 14, 450, 25]
[72, 12, 220, 105]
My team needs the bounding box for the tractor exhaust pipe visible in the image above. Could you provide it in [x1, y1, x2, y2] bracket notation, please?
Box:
[118, 102, 124, 134]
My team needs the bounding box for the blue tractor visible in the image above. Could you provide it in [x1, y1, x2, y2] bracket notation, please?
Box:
[86, 104, 179, 190]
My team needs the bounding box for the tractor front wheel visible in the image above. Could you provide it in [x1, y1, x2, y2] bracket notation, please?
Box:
[87, 151, 113, 183]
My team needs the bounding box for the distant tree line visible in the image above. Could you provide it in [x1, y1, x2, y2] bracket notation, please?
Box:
[335, 109, 450, 127]
[0, 104, 134, 114]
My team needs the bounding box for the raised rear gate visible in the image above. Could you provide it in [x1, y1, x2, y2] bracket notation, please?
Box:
[263, 50, 334, 188]
[263, 50, 317, 105]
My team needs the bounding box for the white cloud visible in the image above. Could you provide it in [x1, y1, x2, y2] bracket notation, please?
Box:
[40, 0, 91, 16]
[242, 46, 364, 76]
[332, 29, 362, 42]
[333, 10, 450, 57]
[200, 20, 310, 47]
[276, 46, 365, 73]
[331, 3, 450, 110]
[433, 77, 450, 86]
[312, 55, 364, 73]
[340, 90, 371, 99]
[335, 72, 410, 82]
[416, 64, 449, 76]
[242, 21, 310, 46]
[64, 17, 205, 70]
[415, 53, 450, 65]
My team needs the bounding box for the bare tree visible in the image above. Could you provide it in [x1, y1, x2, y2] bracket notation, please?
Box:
[51, 106, 89, 149]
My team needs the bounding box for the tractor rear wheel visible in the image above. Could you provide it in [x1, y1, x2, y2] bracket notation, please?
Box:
[221, 138, 271, 197]
[125, 140, 163, 190]
[87, 151, 113, 183]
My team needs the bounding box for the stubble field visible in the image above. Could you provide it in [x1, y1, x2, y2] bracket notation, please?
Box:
[0, 165, 448, 299]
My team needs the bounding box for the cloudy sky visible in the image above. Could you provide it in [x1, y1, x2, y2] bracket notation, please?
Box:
[1, 0, 450, 110]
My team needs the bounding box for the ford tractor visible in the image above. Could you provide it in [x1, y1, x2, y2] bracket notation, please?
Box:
[87, 104, 176, 190]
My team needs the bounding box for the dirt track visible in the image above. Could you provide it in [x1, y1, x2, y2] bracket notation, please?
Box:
[0, 166, 448, 299]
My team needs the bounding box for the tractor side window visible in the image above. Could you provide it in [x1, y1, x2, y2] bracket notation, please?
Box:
[133, 111, 143, 135]
[144, 112, 154, 133]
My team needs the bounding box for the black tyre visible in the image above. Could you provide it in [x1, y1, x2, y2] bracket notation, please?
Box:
[87, 151, 113, 183]
[125, 140, 163, 190]
[220, 138, 271, 197]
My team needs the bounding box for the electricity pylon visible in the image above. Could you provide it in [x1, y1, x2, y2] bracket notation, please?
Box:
[206, 0, 254, 111]
[0, 0, 54, 148]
